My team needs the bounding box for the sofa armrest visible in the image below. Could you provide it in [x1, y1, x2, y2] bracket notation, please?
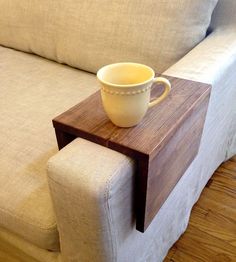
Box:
[164, 28, 236, 159]
[47, 28, 236, 262]
[164, 28, 236, 85]
[47, 138, 135, 262]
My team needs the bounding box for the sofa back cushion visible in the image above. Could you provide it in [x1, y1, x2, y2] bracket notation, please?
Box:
[210, 0, 236, 30]
[0, 0, 218, 73]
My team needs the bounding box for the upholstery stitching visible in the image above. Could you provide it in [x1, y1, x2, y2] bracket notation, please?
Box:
[104, 157, 134, 261]
[47, 152, 134, 261]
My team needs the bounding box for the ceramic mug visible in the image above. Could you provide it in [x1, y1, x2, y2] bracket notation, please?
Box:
[97, 62, 171, 127]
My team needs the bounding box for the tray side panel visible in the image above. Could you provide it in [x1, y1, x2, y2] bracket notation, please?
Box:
[139, 93, 210, 231]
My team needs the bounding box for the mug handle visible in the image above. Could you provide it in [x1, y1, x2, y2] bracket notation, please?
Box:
[148, 77, 171, 108]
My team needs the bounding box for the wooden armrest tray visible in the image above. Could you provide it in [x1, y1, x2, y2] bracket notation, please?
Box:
[53, 75, 211, 232]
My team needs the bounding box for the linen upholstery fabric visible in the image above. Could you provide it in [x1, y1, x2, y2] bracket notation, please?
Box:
[0, 1, 235, 261]
[0, 0, 217, 74]
[0, 227, 61, 262]
[210, 0, 236, 30]
[48, 140, 135, 262]
[47, 28, 236, 262]
[0, 46, 98, 251]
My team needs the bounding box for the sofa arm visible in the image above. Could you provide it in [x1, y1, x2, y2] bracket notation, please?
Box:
[164, 27, 236, 159]
[47, 28, 236, 262]
[164, 28, 236, 86]
[47, 138, 135, 262]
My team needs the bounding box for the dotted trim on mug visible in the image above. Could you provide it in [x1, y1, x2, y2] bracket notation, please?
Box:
[101, 86, 150, 95]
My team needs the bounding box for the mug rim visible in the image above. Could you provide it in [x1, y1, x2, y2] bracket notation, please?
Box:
[97, 62, 155, 88]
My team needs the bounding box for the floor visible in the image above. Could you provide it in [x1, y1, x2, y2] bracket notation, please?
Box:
[164, 156, 236, 262]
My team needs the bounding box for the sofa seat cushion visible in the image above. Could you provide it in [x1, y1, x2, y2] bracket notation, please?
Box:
[0, 46, 98, 251]
[0, 0, 218, 74]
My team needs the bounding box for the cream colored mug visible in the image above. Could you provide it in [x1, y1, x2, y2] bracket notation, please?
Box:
[97, 62, 171, 127]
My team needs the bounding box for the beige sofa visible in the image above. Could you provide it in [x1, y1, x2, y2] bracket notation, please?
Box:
[0, 1, 236, 261]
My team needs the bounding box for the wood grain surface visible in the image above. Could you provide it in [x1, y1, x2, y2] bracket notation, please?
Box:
[165, 156, 236, 262]
[53, 75, 211, 232]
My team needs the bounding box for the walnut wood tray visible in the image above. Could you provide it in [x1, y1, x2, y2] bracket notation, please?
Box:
[53, 75, 211, 232]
